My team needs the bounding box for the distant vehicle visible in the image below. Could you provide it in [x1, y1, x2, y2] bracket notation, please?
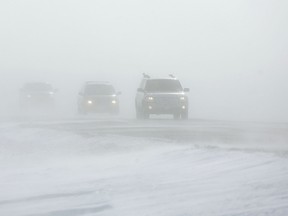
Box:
[77, 81, 121, 115]
[135, 74, 189, 119]
[19, 82, 57, 107]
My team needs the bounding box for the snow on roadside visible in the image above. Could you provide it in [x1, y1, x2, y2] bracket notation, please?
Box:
[0, 123, 288, 216]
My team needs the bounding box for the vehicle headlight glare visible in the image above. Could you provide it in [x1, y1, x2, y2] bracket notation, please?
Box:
[111, 100, 117, 104]
[146, 96, 154, 101]
[180, 96, 186, 101]
[87, 100, 93, 104]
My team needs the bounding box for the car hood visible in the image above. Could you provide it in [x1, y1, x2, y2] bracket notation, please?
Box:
[146, 92, 186, 97]
[21, 91, 54, 96]
[83, 95, 117, 99]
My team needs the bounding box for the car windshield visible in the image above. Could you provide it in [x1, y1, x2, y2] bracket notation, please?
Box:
[85, 84, 115, 95]
[23, 83, 53, 92]
[145, 79, 183, 92]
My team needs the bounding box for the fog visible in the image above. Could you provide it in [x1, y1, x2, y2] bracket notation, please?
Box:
[1, 0, 288, 122]
[1, 2, 288, 215]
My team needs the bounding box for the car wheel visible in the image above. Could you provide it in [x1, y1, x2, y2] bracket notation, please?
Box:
[136, 108, 142, 119]
[78, 107, 87, 115]
[136, 108, 149, 120]
[173, 113, 181, 120]
[181, 110, 188, 120]
[110, 109, 119, 115]
[143, 112, 149, 119]
[136, 110, 142, 119]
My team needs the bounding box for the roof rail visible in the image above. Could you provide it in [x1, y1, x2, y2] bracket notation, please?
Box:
[169, 74, 176, 79]
[143, 73, 150, 78]
[85, 81, 110, 84]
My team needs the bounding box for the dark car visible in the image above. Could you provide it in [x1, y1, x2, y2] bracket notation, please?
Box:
[77, 81, 121, 115]
[135, 74, 189, 119]
[19, 82, 57, 107]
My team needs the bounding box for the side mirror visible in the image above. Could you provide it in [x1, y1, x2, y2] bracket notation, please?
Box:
[137, 88, 144, 92]
[184, 88, 190, 92]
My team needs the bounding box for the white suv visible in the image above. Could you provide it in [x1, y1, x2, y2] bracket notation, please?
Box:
[135, 74, 189, 119]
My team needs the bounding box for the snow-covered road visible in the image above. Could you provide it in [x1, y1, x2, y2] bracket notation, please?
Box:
[1, 117, 288, 216]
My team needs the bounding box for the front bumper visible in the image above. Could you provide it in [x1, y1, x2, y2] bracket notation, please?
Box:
[81, 101, 119, 113]
[143, 101, 187, 114]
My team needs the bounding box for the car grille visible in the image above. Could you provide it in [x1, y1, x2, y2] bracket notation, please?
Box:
[154, 96, 179, 106]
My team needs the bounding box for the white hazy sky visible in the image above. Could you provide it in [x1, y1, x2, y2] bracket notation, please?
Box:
[0, 0, 287, 122]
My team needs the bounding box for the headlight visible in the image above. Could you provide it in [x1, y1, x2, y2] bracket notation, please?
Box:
[179, 96, 186, 101]
[111, 100, 117, 104]
[87, 100, 93, 104]
[145, 96, 154, 101]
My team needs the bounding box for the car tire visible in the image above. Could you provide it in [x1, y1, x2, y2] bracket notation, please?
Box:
[136, 107, 149, 120]
[110, 109, 119, 115]
[136, 108, 142, 119]
[181, 110, 188, 120]
[173, 113, 181, 120]
[78, 107, 87, 115]
[143, 112, 149, 119]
